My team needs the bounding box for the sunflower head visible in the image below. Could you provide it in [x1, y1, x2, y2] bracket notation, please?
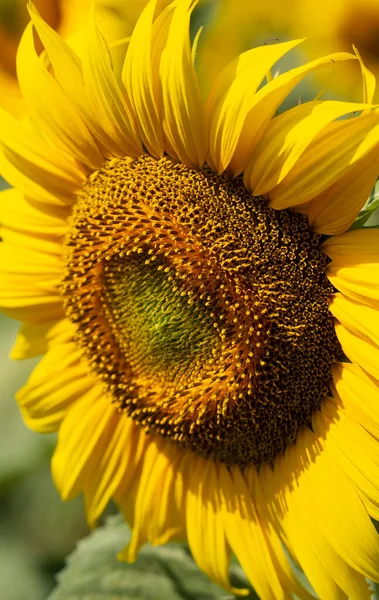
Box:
[62, 153, 341, 467]
[1, 1, 379, 598]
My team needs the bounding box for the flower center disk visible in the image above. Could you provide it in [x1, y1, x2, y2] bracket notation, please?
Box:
[63, 155, 340, 466]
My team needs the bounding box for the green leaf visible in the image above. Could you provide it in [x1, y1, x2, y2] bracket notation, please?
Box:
[351, 197, 379, 229]
[48, 515, 258, 600]
[351, 179, 379, 229]
[0, 177, 10, 191]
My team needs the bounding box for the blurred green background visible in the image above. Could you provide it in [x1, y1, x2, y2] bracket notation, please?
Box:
[0, 311, 90, 600]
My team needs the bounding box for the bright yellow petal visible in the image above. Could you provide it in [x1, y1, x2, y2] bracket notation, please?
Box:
[247, 99, 370, 197]
[0, 221, 62, 262]
[52, 386, 117, 500]
[263, 423, 378, 598]
[219, 464, 286, 599]
[84, 415, 145, 528]
[327, 261, 379, 307]
[329, 293, 379, 348]
[28, 2, 120, 159]
[28, 2, 87, 110]
[354, 45, 376, 104]
[0, 64, 24, 117]
[0, 151, 68, 207]
[16, 338, 91, 432]
[335, 321, 379, 380]
[308, 406, 379, 591]
[308, 148, 379, 234]
[17, 23, 104, 171]
[0, 106, 83, 204]
[0, 231, 63, 322]
[265, 111, 379, 210]
[323, 228, 379, 262]
[145, 444, 184, 546]
[321, 395, 379, 520]
[0, 188, 69, 236]
[122, 0, 164, 158]
[116, 429, 160, 533]
[82, 9, 142, 158]
[260, 458, 347, 600]
[332, 361, 379, 440]
[249, 471, 315, 600]
[160, 0, 207, 168]
[125, 437, 184, 561]
[324, 227, 379, 307]
[11, 317, 74, 360]
[185, 458, 240, 595]
[206, 39, 303, 174]
[1, 226, 63, 255]
[237, 51, 358, 181]
[310, 403, 379, 582]
[0, 227, 63, 321]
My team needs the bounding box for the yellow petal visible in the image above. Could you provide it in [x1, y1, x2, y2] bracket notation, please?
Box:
[160, 0, 207, 168]
[28, 2, 117, 159]
[247, 99, 370, 197]
[52, 387, 116, 500]
[11, 317, 74, 360]
[238, 51, 358, 181]
[262, 421, 378, 600]
[267, 111, 379, 210]
[0, 106, 83, 203]
[28, 2, 87, 111]
[293, 424, 377, 595]
[327, 261, 379, 307]
[332, 362, 379, 440]
[116, 429, 160, 536]
[16, 340, 90, 432]
[261, 452, 347, 600]
[1, 227, 63, 255]
[219, 464, 284, 599]
[335, 321, 379, 380]
[354, 45, 376, 104]
[206, 39, 303, 174]
[17, 23, 104, 171]
[308, 146, 379, 234]
[330, 293, 379, 348]
[0, 150, 68, 207]
[323, 228, 379, 262]
[122, 0, 164, 158]
[0, 188, 69, 236]
[11, 321, 59, 360]
[321, 397, 379, 520]
[146, 446, 183, 546]
[0, 226, 62, 263]
[249, 470, 315, 600]
[82, 9, 142, 158]
[126, 437, 183, 561]
[84, 416, 144, 528]
[185, 458, 241, 594]
[0, 236, 63, 321]
[307, 409, 379, 588]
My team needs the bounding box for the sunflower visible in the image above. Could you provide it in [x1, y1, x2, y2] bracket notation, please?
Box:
[2, 0, 379, 597]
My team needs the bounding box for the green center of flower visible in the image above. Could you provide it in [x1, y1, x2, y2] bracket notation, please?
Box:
[62, 155, 341, 466]
[103, 252, 220, 390]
